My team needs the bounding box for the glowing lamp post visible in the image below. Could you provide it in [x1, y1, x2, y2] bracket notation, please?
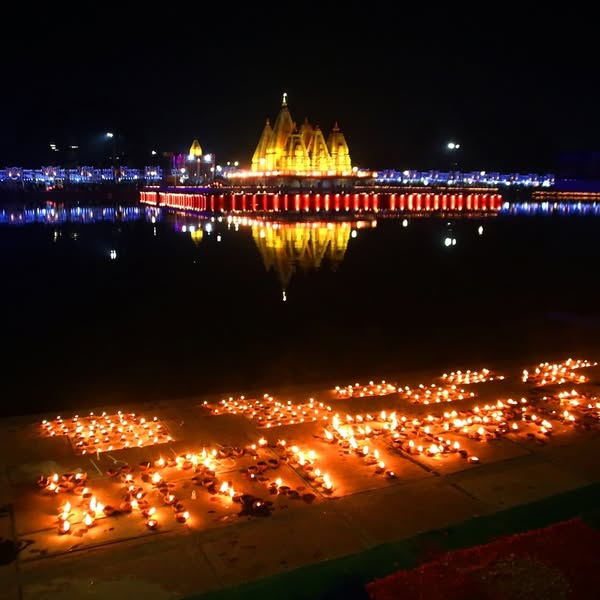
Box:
[446, 141, 461, 176]
[204, 154, 215, 183]
[106, 132, 116, 182]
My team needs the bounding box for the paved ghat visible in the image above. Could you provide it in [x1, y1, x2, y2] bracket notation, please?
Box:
[1, 358, 599, 599]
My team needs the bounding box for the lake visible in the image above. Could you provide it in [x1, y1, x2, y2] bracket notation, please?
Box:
[2, 203, 600, 418]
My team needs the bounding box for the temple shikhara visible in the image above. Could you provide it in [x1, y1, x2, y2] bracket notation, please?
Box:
[251, 93, 352, 176]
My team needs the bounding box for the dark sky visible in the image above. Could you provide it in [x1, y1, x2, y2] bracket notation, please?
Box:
[1, 3, 597, 173]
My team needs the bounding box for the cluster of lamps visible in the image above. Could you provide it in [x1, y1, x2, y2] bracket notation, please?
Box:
[522, 358, 597, 386]
[206, 394, 332, 428]
[40, 411, 172, 454]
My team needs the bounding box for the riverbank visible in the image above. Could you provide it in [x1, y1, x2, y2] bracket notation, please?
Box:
[0, 357, 599, 599]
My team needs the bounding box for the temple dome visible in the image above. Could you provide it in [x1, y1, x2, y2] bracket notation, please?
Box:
[251, 95, 352, 175]
[189, 139, 203, 157]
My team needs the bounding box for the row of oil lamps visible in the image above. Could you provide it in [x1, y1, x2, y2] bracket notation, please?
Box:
[37, 387, 599, 540]
[40, 411, 172, 454]
[205, 383, 476, 430]
[522, 358, 596, 386]
[39, 462, 194, 534]
[205, 358, 596, 429]
[334, 380, 476, 403]
[38, 445, 302, 538]
[206, 394, 333, 427]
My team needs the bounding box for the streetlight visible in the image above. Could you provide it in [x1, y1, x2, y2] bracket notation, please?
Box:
[106, 132, 116, 182]
[446, 141, 461, 175]
[204, 153, 215, 183]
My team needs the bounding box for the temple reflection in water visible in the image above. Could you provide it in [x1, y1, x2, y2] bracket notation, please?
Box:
[248, 218, 374, 298]
[174, 215, 375, 299]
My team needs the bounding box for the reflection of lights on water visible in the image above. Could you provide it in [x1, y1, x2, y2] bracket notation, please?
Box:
[109, 249, 117, 260]
[153, 227, 157, 237]
[282, 291, 287, 302]
[478, 225, 484, 235]
[260, 229, 266, 238]
[151, 216, 156, 224]
[351, 230, 357, 239]
[444, 237, 457, 247]
[402, 219, 408, 227]
[182, 225, 187, 232]
[205, 223, 212, 233]
[189, 225, 195, 233]
[217, 234, 222, 242]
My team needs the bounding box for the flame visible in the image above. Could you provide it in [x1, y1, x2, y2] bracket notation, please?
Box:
[84, 513, 94, 527]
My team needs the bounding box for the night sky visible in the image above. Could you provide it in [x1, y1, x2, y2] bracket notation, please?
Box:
[1, 4, 597, 173]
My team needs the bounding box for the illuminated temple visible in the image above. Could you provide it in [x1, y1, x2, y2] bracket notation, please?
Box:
[251, 94, 352, 176]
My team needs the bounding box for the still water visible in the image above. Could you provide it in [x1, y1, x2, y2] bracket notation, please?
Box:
[2, 203, 600, 418]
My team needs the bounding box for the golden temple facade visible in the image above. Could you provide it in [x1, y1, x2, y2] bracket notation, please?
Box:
[251, 94, 352, 176]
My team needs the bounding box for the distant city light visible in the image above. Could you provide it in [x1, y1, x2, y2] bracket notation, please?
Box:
[151, 150, 157, 155]
[109, 249, 117, 260]
[106, 132, 114, 138]
[447, 142, 460, 150]
[478, 225, 484, 235]
[402, 219, 408, 227]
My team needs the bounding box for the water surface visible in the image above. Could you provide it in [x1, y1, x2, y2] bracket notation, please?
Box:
[2, 204, 599, 417]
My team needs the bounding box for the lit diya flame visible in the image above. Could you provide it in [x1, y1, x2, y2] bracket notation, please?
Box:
[146, 519, 158, 530]
[219, 482, 229, 494]
[428, 444, 440, 456]
[152, 472, 162, 485]
[59, 519, 71, 534]
[176, 510, 190, 523]
[84, 512, 94, 527]
[61, 501, 71, 520]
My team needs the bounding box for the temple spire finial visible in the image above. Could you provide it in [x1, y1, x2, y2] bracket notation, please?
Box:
[282, 92, 288, 107]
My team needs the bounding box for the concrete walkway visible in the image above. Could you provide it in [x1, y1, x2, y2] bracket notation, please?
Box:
[1, 360, 599, 600]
